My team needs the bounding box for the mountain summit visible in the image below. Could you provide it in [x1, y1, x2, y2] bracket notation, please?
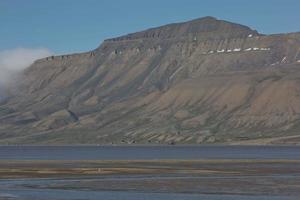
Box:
[105, 16, 258, 41]
[1, 17, 300, 144]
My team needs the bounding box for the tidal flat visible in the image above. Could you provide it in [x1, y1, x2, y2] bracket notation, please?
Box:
[0, 146, 300, 199]
[0, 159, 300, 199]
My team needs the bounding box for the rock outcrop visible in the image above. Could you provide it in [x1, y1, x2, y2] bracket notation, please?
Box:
[1, 16, 300, 144]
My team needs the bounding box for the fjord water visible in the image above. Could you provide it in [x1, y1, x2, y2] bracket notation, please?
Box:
[0, 189, 298, 200]
[1, 145, 300, 160]
[1, 145, 300, 200]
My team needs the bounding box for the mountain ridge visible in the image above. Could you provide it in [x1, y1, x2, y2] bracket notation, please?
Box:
[104, 16, 259, 42]
[1, 16, 300, 145]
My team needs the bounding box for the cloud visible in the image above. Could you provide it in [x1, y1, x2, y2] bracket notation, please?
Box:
[0, 47, 52, 97]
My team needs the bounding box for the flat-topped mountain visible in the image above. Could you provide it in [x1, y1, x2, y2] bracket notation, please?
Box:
[105, 16, 259, 41]
[1, 16, 300, 144]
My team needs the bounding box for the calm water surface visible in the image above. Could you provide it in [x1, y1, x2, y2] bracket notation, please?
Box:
[0, 177, 298, 200]
[0, 145, 300, 160]
[1, 145, 299, 199]
[0, 189, 298, 200]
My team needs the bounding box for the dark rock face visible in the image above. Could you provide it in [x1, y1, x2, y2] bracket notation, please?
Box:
[1, 16, 300, 144]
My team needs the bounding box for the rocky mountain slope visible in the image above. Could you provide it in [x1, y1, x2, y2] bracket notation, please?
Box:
[1, 16, 300, 144]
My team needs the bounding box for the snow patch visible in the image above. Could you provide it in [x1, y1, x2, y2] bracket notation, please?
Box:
[201, 47, 271, 55]
[169, 66, 185, 80]
[271, 62, 278, 66]
[281, 56, 287, 63]
[260, 48, 270, 51]
[248, 34, 253, 38]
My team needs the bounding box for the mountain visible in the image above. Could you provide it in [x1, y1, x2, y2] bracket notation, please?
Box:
[1, 16, 300, 144]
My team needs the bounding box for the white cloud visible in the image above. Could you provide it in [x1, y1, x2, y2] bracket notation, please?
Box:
[0, 47, 52, 85]
[0, 47, 52, 98]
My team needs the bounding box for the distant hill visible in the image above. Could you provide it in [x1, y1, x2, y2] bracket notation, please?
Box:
[1, 16, 300, 144]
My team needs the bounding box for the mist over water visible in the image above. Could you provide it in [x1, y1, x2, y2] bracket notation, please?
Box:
[0, 47, 52, 98]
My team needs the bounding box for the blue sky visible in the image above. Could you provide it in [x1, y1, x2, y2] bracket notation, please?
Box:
[1, 0, 300, 55]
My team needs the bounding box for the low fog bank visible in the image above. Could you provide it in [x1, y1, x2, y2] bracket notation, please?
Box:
[0, 47, 52, 99]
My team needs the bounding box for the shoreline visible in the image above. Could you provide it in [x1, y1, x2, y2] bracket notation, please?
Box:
[1, 159, 300, 197]
[1, 159, 300, 179]
[0, 143, 299, 147]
